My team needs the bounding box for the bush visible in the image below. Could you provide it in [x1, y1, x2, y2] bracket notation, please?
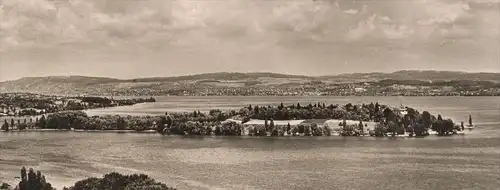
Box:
[373, 123, 388, 137]
[17, 167, 54, 190]
[66, 172, 176, 190]
[0, 182, 11, 190]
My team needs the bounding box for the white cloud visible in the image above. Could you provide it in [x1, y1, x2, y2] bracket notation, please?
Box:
[383, 24, 415, 39]
[347, 14, 377, 40]
[417, 0, 471, 25]
[343, 9, 358, 15]
[0, 0, 499, 80]
[380, 16, 392, 22]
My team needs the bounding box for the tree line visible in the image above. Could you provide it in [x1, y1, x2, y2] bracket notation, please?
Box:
[0, 167, 175, 190]
[0, 93, 156, 117]
[1, 102, 460, 137]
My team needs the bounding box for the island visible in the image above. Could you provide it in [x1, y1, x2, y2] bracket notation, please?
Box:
[1, 101, 467, 137]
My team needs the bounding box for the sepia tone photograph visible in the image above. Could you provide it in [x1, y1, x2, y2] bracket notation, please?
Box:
[1, 0, 499, 189]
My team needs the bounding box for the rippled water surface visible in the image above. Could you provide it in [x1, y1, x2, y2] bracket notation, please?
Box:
[2, 96, 500, 190]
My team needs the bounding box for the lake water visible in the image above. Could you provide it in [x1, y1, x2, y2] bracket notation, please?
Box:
[1, 96, 500, 189]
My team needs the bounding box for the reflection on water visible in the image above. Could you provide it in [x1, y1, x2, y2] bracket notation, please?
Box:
[2, 97, 500, 190]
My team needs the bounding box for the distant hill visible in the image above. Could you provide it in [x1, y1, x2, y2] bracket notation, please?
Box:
[317, 70, 500, 82]
[1, 70, 499, 95]
[125, 72, 313, 82]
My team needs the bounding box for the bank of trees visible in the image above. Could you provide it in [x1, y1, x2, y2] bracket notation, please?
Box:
[63, 172, 176, 190]
[0, 93, 156, 117]
[1, 102, 460, 137]
[1, 167, 175, 190]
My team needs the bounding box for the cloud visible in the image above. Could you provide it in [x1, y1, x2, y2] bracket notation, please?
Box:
[343, 9, 358, 15]
[416, 0, 471, 25]
[1, 0, 492, 51]
[0, 0, 498, 80]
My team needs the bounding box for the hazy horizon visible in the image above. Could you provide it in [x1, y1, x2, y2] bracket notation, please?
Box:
[1, 0, 499, 81]
[2, 69, 500, 82]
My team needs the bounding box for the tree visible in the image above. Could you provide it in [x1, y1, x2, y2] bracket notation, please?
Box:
[269, 119, 275, 133]
[253, 106, 259, 115]
[166, 115, 173, 128]
[46, 116, 60, 129]
[1, 120, 8, 131]
[10, 118, 14, 128]
[59, 115, 70, 129]
[38, 115, 46, 129]
[383, 108, 395, 122]
[374, 123, 388, 137]
[358, 120, 364, 135]
[72, 116, 88, 130]
[18, 123, 27, 130]
[66, 172, 176, 190]
[298, 123, 304, 134]
[18, 167, 54, 190]
[116, 117, 126, 130]
[0, 182, 11, 190]
[342, 119, 347, 131]
[264, 118, 269, 131]
[432, 117, 453, 136]
[437, 114, 443, 121]
[421, 111, 431, 128]
[157, 116, 167, 132]
[326, 104, 332, 110]
[20, 166, 27, 182]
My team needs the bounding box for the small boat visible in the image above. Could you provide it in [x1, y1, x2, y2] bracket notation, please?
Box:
[465, 115, 475, 129]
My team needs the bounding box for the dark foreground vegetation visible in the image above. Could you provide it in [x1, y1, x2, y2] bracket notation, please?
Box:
[2, 101, 465, 137]
[0, 93, 155, 117]
[0, 167, 175, 190]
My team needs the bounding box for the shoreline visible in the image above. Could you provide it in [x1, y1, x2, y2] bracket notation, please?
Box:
[1, 129, 468, 137]
[0, 129, 158, 134]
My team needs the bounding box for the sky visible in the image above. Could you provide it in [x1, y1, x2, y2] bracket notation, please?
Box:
[0, 0, 499, 81]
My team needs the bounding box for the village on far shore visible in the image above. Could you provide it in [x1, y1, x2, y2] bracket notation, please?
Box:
[0, 92, 155, 117]
[0, 93, 474, 137]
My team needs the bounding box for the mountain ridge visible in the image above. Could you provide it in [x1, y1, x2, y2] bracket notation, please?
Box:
[5, 70, 499, 83]
[1, 70, 499, 96]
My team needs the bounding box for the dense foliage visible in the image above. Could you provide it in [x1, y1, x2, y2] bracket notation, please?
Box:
[1, 167, 56, 190]
[0, 183, 12, 190]
[0, 93, 155, 117]
[63, 172, 176, 190]
[1, 101, 461, 137]
[2, 167, 175, 190]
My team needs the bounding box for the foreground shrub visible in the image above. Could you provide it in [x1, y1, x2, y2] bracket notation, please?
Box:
[4, 167, 175, 190]
[64, 172, 176, 190]
[0, 182, 11, 190]
[17, 167, 54, 190]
